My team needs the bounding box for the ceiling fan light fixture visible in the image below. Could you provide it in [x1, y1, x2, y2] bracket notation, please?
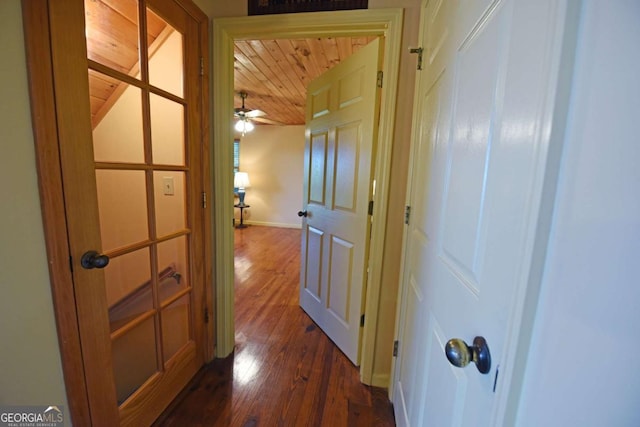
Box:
[235, 118, 254, 134]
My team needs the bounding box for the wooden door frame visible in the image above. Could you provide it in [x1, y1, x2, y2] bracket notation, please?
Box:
[212, 8, 403, 385]
[390, 0, 582, 423]
[21, 0, 211, 424]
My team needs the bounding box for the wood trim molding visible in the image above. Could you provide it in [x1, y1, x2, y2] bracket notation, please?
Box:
[358, 8, 403, 387]
[21, 1, 92, 424]
[212, 9, 404, 385]
[212, 19, 236, 358]
[195, 5, 214, 365]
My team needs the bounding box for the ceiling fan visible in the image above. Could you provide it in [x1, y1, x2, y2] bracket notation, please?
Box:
[234, 91, 265, 134]
[234, 91, 266, 121]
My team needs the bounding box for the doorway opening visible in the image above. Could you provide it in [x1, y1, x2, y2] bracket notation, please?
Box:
[231, 34, 379, 364]
[213, 9, 404, 384]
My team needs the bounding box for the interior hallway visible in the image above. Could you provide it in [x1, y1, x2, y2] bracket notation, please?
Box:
[156, 225, 395, 426]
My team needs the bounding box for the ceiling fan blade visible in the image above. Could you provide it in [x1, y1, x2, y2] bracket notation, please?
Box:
[245, 109, 266, 118]
[234, 92, 269, 123]
[251, 116, 286, 126]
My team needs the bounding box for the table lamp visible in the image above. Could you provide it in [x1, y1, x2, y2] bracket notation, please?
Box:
[234, 171, 251, 205]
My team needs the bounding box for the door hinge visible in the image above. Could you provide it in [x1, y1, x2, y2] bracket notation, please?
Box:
[200, 56, 204, 76]
[202, 192, 207, 209]
[376, 70, 384, 88]
[368, 200, 374, 216]
[204, 307, 209, 323]
[404, 205, 411, 225]
[393, 340, 399, 357]
[360, 314, 365, 327]
[409, 47, 424, 70]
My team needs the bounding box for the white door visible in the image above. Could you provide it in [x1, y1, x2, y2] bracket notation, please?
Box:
[393, 0, 568, 425]
[299, 38, 382, 365]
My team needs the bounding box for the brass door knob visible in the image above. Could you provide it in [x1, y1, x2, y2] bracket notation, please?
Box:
[445, 336, 491, 374]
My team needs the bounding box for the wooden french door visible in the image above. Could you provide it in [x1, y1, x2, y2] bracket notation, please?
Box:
[23, 0, 209, 425]
[299, 38, 382, 365]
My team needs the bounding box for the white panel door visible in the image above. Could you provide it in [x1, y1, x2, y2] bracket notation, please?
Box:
[393, 0, 568, 425]
[299, 38, 382, 365]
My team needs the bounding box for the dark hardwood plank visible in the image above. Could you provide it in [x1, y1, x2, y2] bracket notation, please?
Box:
[156, 226, 395, 426]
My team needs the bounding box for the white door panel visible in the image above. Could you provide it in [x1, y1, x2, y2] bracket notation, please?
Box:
[327, 235, 355, 326]
[302, 226, 324, 302]
[300, 38, 382, 365]
[309, 131, 328, 205]
[394, 0, 569, 424]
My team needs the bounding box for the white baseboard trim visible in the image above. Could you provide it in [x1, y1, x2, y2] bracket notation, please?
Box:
[244, 220, 302, 229]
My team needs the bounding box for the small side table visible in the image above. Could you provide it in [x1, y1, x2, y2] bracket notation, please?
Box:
[234, 203, 250, 228]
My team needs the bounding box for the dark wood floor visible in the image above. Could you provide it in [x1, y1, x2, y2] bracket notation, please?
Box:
[157, 225, 395, 426]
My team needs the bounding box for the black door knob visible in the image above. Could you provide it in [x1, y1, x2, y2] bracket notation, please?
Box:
[297, 210, 308, 217]
[445, 336, 491, 374]
[81, 250, 110, 269]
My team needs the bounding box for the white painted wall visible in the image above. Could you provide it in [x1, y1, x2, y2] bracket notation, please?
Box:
[0, 0, 68, 412]
[516, 2, 640, 425]
[237, 125, 305, 228]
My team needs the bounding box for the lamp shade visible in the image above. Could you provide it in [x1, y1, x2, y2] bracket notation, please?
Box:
[234, 172, 251, 189]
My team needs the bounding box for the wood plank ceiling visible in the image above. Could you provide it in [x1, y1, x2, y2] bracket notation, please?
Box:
[84, 0, 377, 128]
[233, 36, 378, 126]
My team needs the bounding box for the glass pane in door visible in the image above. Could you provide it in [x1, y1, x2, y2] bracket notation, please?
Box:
[95, 170, 149, 252]
[105, 248, 152, 332]
[85, 0, 140, 74]
[157, 236, 189, 297]
[147, 8, 184, 98]
[89, 70, 145, 163]
[111, 316, 158, 404]
[161, 294, 191, 362]
[157, 236, 191, 362]
[150, 94, 185, 165]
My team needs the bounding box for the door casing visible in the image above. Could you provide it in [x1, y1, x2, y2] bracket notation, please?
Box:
[212, 8, 403, 385]
[21, 0, 211, 424]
